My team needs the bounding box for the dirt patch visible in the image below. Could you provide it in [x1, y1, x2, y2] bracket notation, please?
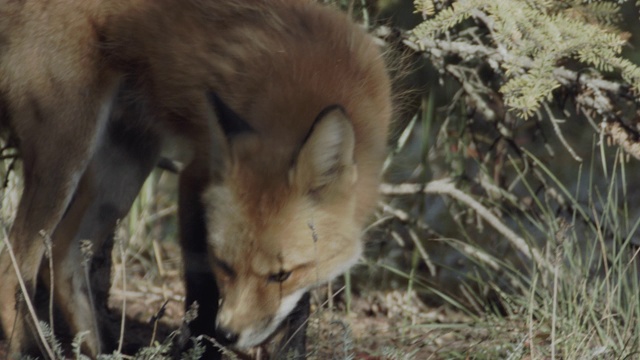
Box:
[0, 241, 478, 359]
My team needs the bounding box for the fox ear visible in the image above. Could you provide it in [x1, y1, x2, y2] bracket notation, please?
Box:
[208, 92, 254, 140]
[292, 105, 357, 195]
[208, 92, 260, 169]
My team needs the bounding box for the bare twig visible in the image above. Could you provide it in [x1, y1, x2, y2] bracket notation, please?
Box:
[602, 119, 640, 160]
[117, 234, 127, 354]
[380, 179, 554, 273]
[1, 228, 56, 359]
[408, 229, 437, 277]
[80, 239, 101, 353]
[149, 300, 169, 347]
[39, 230, 55, 336]
[542, 103, 582, 162]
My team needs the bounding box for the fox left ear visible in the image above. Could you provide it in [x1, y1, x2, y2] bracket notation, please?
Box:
[292, 105, 358, 195]
[208, 92, 259, 167]
[208, 92, 254, 140]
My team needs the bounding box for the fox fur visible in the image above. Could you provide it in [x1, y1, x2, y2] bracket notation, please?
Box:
[0, 0, 391, 358]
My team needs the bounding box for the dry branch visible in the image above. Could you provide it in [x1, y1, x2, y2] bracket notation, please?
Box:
[375, 23, 640, 160]
[380, 179, 554, 273]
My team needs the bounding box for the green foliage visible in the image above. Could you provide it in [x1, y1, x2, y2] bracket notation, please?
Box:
[39, 321, 65, 360]
[97, 352, 124, 360]
[178, 337, 206, 360]
[411, 0, 640, 118]
[72, 331, 91, 360]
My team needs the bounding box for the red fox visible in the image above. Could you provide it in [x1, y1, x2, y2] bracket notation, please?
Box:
[0, 0, 391, 358]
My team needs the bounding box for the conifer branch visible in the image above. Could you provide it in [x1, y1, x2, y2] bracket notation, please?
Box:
[375, 18, 640, 160]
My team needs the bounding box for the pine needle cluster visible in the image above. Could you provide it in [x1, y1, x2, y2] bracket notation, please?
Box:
[412, 0, 640, 118]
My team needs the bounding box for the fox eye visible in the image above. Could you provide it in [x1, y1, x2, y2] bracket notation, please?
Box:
[214, 259, 235, 278]
[268, 270, 292, 283]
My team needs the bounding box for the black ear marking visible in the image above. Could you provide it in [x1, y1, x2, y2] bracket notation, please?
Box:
[300, 104, 346, 146]
[291, 104, 356, 194]
[291, 104, 346, 168]
[208, 92, 254, 138]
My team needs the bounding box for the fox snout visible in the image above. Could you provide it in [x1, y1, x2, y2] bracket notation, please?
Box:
[214, 306, 243, 347]
[212, 288, 307, 350]
[214, 325, 240, 346]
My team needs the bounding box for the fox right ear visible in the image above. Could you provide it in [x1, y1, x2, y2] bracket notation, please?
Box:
[208, 92, 254, 140]
[292, 105, 357, 196]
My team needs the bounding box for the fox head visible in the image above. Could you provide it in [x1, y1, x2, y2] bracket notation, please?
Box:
[203, 94, 363, 349]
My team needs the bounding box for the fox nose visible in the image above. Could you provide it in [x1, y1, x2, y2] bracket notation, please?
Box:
[215, 326, 239, 346]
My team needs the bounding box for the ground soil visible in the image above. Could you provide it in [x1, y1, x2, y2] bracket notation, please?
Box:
[0, 241, 475, 359]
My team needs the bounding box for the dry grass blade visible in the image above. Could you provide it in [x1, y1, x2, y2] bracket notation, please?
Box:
[1, 228, 56, 359]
